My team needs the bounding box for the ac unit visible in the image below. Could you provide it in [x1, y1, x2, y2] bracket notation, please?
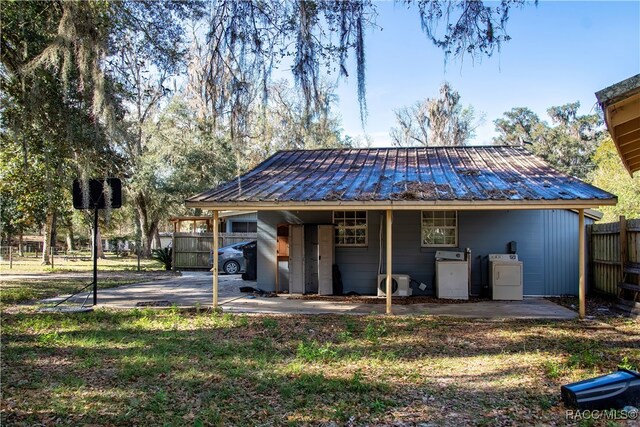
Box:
[377, 274, 412, 297]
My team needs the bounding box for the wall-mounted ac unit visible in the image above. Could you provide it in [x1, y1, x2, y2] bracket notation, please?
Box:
[377, 274, 412, 297]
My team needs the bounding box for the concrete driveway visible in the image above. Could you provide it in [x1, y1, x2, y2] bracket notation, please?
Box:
[41, 271, 246, 308]
[41, 272, 577, 319]
[220, 296, 577, 319]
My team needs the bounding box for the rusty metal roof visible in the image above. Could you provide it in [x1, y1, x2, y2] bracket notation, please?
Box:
[186, 146, 616, 209]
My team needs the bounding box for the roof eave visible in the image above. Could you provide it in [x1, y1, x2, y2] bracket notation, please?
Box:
[185, 198, 617, 211]
[596, 74, 640, 176]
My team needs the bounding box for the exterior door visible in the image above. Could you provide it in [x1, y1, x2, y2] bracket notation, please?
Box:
[304, 225, 318, 293]
[288, 224, 305, 294]
[317, 224, 335, 295]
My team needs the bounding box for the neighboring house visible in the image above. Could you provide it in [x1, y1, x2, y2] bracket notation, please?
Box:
[6, 235, 45, 253]
[220, 211, 258, 233]
[169, 213, 257, 234]
[159, 232, 173, 249]
[596, 74, 640, 176]
[187, 146, 616, 316]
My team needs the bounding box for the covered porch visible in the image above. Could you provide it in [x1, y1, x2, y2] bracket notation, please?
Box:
[204, 206, 594, 318]
[186, 147, 617, 318]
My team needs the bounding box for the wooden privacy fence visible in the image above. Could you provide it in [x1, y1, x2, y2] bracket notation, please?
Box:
[588, 217, 640, 312]
[172, 232, 257, 269]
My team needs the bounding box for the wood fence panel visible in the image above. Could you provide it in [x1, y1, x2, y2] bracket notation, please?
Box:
[174, 233, 213, 269]
[589, 218, 640, 296]
[219, 233, 257, 247]
[628, 219, 640, 290]
[172, 232, 257, 269]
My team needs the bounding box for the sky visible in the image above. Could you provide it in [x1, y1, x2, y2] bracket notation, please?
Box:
[332, 0, 640, 147]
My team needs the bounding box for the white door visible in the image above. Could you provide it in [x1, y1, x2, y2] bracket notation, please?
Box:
[288, 225, 305, 294]
[317, 225, 334, 295]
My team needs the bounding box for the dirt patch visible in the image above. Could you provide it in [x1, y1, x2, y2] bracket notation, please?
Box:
[135, 300, 173, 307]
[546, 294, 625, 318]
[2, 270, 179, 282]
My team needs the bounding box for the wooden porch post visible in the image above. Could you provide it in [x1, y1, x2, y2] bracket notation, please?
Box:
[212, 210, 219, 309]
[578, 208, 585, 319]
[386, 210, 393, 315]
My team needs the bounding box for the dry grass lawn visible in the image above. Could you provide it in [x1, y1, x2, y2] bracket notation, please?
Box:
[1, 307, 638, 426]
[0, 255, 171, 305]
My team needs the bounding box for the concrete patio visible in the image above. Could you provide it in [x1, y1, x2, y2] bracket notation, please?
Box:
[41, 271, 577, 319]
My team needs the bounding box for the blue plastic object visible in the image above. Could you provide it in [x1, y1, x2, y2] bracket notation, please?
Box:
[561, 369, 640, 409]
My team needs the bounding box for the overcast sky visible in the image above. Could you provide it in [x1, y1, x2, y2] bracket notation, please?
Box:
[331, 0, 640, 146]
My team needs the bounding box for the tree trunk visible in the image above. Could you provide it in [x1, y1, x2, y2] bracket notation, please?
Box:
[18, 231, 24, 257]
[66, 228, 74, 251]
[133, 210, 142, 256]
[144, 220, 158, 255]
[41, 211, 56, 265]
[94, 224, 106, 259]
[134, 191, 153, 257]
[6, 232, 12, 259]
[153, 227, 162, 249]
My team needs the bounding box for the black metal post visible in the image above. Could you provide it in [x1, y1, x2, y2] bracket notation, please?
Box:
[93, 207, 98, 306]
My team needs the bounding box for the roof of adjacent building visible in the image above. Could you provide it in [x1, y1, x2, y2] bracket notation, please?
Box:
[595, 74, 640, 176]
[186, 146, 616, 210]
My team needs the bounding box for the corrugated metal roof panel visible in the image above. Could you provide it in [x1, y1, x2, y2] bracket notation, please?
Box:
[186, 146, 616, 206]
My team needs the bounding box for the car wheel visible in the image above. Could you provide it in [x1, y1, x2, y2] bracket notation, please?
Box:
[224, 260, 240, 275]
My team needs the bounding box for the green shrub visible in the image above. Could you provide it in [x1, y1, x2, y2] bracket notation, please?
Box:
[151, 248, 172, 270]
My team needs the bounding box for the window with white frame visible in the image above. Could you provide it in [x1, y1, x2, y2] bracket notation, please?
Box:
[421, 211, 457, 247]
[333, 211, 367, 246]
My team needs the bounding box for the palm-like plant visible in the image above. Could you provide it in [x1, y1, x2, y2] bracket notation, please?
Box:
[151, 248, 172, 271]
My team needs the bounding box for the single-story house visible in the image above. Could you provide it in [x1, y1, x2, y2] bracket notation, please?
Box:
[186, 146, 616, 316]
[596, 74, 640, 176]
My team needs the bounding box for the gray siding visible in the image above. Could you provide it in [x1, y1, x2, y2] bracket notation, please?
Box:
[542, 210, 593, 296]
[257, 209, 593, 296]
[459, 210, 545, 295]
[225, 212, 257, 233]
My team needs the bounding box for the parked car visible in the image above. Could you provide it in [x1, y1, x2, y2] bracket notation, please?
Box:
[209, 241, 256, 274]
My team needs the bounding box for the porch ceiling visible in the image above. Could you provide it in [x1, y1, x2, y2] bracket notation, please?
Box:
[596, 74, 640, 176]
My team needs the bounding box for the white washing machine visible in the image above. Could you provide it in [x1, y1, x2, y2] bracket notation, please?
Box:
[489, 254, 523, 300]
[435, 251, 469, 300]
